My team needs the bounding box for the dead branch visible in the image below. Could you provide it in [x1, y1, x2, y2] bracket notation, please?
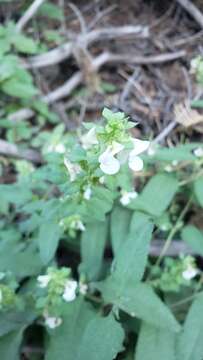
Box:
[24, 26, 149, 69]
[176, 0, 203, 28]
[0, 139, 42, 164]
[9, 50, 186, 123]
[16, 0, 46, 32]
[150, 240, 194, 256]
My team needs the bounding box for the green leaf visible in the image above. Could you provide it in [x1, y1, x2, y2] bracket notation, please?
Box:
[2, 77, 38, 98]
[80, 221, 108, 281]
[45, 298, 95, 360]
[129, 174, 179, 217]
[38, 222, 62, 264]
[0, 311, 34, 337]
[38, 2, 63, 20]
[181, 225, 203, 256]
[135, 322, 175, 360]
[194, 178, 203, 207]
[0, 329, 24, 360]
[76, 313, 124, 360]
[112, 219, 153, 285]
[13, 34, 38, 54]
[177, 292, 203, 360]
[110, 205, 131, 255]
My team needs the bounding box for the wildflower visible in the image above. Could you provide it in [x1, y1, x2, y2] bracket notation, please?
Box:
[79, 282, 88, 295]
[164, 165, 173, 173]
[83, 186, 92, 200]
[44, 315, 62, 329]
[81, 127, 98, 149]
[37, 275, 51, 288]
[62, 280, 78, 302]
[99, 142, 124, 175]
[54, 143, 66, 154]
[182, 265, 199, 280]
[128, 139, 150, 172]
[120, 190, 138, 206]
[75, 220, 85, 231]
[64, 158, 81, 182]
[194, 147, 203, 158]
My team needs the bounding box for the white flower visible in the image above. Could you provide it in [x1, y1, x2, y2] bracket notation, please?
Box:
[45, 316, 62, 329]
[128, 139, 150, 172]
[182, 266, 199, 280]
[75, 220, 86, 231]
[81, 127, 98, 149]
[37, 275, 51, 288]
[164, 165, 173, 173]
[64, 158, 81, 182]
[62, 280, 78, 302]
[194, 147, 203, 158]
[99, 176, 105, 184]
[79, 282, 88, 295]
[55, 143, 66, 154]
[120, 190, 138, 206]
[84, 186, 92, 200]
[99, 142, 124, 175]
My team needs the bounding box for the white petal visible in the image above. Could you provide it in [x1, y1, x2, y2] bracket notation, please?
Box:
[182, 267, 198, 280]
[45, 316, 62, 329]
[120, 191, 138, 206]
[131, 139, 150, 155]
[62, 280, 77, 302]
[79, 283, 88, 295]
[37, 275, 51, 288]
[194, 147, 203, 157]
[64, 158, 80, 182]
[55, 143, 66, 154]
[81, 127, 98, 149]
[111, 141, 124, 155]
[99, 149, 120, 175]
[75, 220, 86, 231]
[84, 187, 92, 200]
[128, 153, 144, 172]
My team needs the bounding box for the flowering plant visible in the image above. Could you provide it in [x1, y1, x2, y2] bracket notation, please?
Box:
[0, 108, 203, 359]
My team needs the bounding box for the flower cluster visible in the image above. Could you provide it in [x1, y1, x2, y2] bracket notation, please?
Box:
[37, 267, 87, 329]
[59, 214, 85, 237]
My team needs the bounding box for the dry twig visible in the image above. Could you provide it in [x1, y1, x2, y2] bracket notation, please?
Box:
[16, 0, 46, 32]
[176, 0, 203, 28]
[0, 139, 42, 164]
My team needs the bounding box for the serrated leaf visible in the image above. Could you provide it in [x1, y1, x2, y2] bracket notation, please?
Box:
[181, 225, 203, 256]
[45, 298, 95, 360]
[194, 178, 203, 207]
[129, 174, 179, 217]
[76, 313, 124, 360]
[110, 205, 131, 255]
[38, 222, 62, 264]
[97, 280, 180, 332]
[135, 322, 175, 360]
[13, 34, 38, 54]
[177, 292, 203, 360]
[80, 220, 108, 281]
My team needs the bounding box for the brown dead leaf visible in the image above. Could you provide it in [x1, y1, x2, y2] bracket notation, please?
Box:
[174, 101, 203, 128]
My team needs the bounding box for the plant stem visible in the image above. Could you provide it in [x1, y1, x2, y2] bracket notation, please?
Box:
[155, 197, 193, 266]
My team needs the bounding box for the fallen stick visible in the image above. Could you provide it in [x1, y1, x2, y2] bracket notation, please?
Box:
[150, 240, 193, 256]
[16, 0, 46, 32]
[176, 0, 203, 28]
[24, 25, 149, 69]
[9, 50, 186, 122]
[0, 139, 42, 164]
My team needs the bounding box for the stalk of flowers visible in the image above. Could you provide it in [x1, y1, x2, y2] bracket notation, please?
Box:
[37, 267, 79, 328]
